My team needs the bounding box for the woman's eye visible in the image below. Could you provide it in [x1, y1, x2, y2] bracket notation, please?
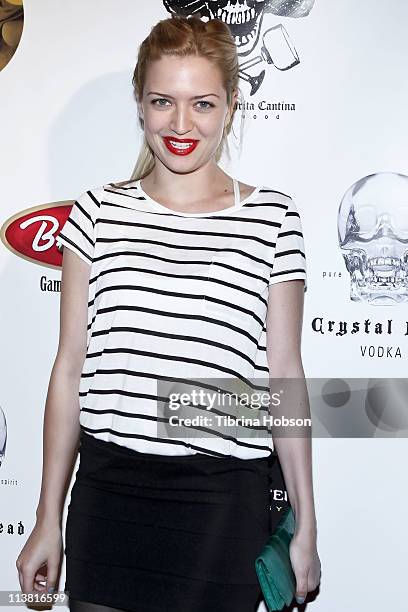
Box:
[151, 98, 170, 107]
[196, 101, 214, 110]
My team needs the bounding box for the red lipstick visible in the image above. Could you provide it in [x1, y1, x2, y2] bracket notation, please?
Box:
[163, 136, 199, 156]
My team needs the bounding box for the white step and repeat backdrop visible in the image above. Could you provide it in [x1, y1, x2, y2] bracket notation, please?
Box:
[1, 1, 408, 610]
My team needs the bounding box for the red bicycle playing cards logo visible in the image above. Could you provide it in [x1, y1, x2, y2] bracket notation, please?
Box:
[0, 201, 73, 269]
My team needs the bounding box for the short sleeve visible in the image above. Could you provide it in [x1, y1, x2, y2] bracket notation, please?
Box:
[269, 197, 307, 292]
[56, 189, 100, 265]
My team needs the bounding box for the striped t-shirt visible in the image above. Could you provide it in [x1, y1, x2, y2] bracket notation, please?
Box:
[56, 177, 307, 459]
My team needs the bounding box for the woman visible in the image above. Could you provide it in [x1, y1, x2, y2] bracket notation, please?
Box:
[16, 15, 321, 612]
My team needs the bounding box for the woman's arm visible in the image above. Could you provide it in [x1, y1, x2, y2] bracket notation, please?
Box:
[16, 246, 91, 594]
[36, 247, 91, 525]
[266, 278, 320, 602]
[266, 279, 316, 534]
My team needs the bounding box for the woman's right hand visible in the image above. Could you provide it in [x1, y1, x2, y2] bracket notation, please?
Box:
[15, 520, 63, 595]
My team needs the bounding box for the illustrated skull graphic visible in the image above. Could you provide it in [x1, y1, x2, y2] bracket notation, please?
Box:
[338, 172, 408, 305]
[163, 0, 315, 94]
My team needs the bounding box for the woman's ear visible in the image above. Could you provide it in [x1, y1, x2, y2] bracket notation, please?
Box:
[224, 89, 239, 131]
[232, 88, 239, 107]
[137, 99, 144, 121]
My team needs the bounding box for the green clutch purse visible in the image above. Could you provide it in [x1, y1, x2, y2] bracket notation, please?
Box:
[255, 506, 296, 611]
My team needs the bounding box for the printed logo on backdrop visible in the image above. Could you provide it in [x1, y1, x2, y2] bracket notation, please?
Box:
[0, 0, 24, 72]
[318, 171, 408, 363]
[163, 0, 315, 119]
[0, 201, 72, 271]
[0, 404, 22, 536]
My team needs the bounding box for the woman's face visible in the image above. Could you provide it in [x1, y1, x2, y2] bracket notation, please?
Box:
[137, 55, 236, 173]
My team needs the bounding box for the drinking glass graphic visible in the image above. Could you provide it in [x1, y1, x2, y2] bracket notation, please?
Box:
[0, 407, 7, 466]
[239, 24, 300, 95]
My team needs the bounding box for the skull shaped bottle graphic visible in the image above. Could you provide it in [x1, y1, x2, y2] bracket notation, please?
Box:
[338, 172, 408, 305]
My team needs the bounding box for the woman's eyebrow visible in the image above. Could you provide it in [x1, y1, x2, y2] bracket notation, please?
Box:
[146, 91, 220, 99]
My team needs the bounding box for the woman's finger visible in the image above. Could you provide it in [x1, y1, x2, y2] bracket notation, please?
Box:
[34, 573, 47, 591]
[20, 564, 36, 595]
[294, 567, 309, 605]
[17, 570, 23, 591]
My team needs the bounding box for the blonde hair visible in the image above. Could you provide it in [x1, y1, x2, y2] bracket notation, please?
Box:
[119, 15, 242, 186]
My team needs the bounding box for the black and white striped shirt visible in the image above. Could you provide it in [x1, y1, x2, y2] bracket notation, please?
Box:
[56, 178, 307, 459]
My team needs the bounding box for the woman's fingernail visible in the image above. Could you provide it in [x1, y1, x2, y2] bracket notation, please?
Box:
[296, 595, 305, 604]
[47, 587, 55, 594]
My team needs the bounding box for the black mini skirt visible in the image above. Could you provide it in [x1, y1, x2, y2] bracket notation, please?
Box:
[64, 430, 279, 612]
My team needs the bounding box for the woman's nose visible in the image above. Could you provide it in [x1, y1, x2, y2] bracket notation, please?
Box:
[170, 106, 193, 134]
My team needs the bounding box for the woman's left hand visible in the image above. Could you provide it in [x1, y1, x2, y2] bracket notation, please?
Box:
[289, 531, 321, 605]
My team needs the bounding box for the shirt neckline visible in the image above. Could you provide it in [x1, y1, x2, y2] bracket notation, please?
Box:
[135, 178, 262, 218]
